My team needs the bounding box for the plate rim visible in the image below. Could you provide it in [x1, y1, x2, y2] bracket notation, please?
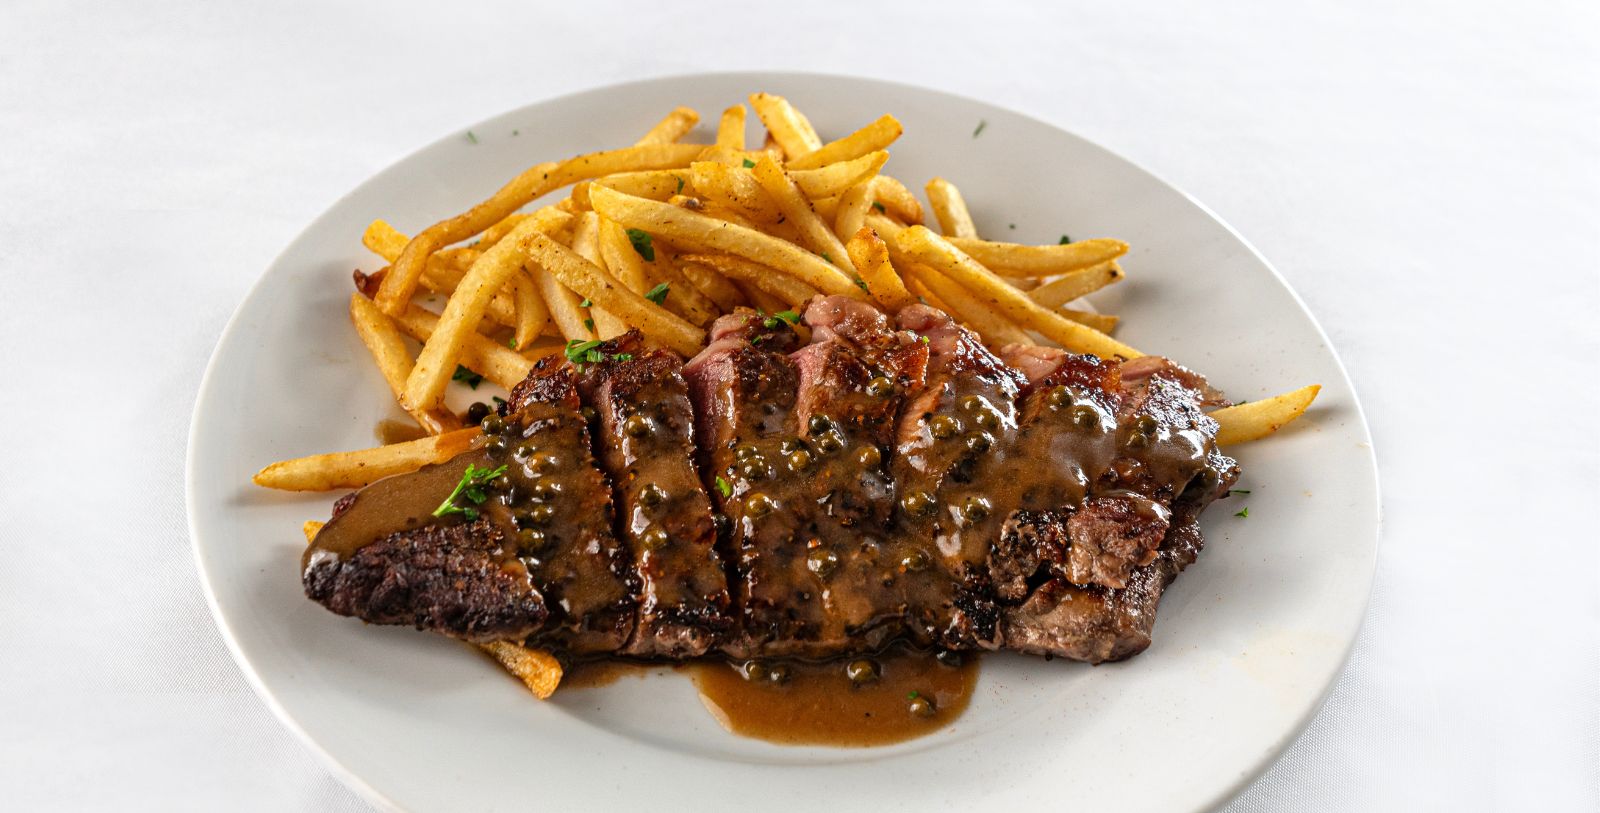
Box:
[186, 69, 1380, 813]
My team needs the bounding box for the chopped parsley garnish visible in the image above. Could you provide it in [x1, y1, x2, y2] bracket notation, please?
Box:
[762, 310, 800, 328]
[512, 129, 519, 136]
[625, 228, 656, 261]
[853, 276, 869, 292]
[742, 158, 757, 168]
[579, 297, 593, 308]
[675, 175, 685, 194]
[452, 365, 483, 389]
[751, 334, 768, 345]
[491, 396, 507, 408]
[1059, 234, 1072, 245]
[613, 353, 634, 361]
[1234, 507, 1250, 518]
[564, 339, 632, 370]
[583, 317, 595, 332]
[820, 251, 833, 265]
[715, 476, 732, 498]
[432, 463, 507, 521]
[918, 335, 930, 344]
[465, 130, 479, 144]
[1230, 489, 1252, 496]
[1008, 223, 1016, 230]
[870, 201, 886, 212]
[644, 282, 670, 305]
[506, 337, 518, 349]
[907, 690, 920, 700]
[972, 120, 987, 138]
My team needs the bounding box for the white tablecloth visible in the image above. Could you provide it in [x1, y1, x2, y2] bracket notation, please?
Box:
[2, 1, 1595, 809]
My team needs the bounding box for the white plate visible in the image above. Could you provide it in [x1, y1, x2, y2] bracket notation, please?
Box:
[188, 72, 1378, 813]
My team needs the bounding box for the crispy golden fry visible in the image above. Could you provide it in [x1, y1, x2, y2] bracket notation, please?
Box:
[508, 273, 548, 350]
[570, 213, 629, 340]
[477, 213, 531, 248]
[716, 105, 746, 149]
[597, 216, 651, 294]
[904, 276, 953, 315]
[903, 263, 1032, 347]
[896, 226, 1141, 359]
[750, 155, 856, 275]
[1059, 308, 1119, 333]
[1210, 385, 1321, 445]
[402, 217, 552, 411]
[1028, 260, 1126, 309]
[871, 176, 924, 225]
[676, 258, 747, 311]
[643, 257, 720, 328]
[925, 177, 978, 239]
[789, 151, 888, 199]
[734, 279, 791, 314]
[689, 161, 783, 222]
[681, 254, 820, 308]
[810, 195, 839, 223]
[389, 304, 544, 390]
[589, 186, 864, 299]
[668, 194, 773, 236]
[363, 220, 523, 331]
[748, 92, 822, 158]
[525, 232, 706, 356]
[833, 178, 877, 243]
[946, 236, 1129, 278]
[302, 520, 324, 543]
[845, 227, 915, 312]
[376, 143, 703, 314]
[254, 427, 481, 491]
[348, 294, 460, 434]
[635, 107, 700, 145]
[532, 265, 595, 342]
[479, 641, 564, 699]
[572, 170, 693, 209]
[787, 114, 902, 170]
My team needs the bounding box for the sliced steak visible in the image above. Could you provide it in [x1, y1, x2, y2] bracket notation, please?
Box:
[575, 332, 733, 658]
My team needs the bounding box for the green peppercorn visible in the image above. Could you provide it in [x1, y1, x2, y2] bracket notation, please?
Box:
[958, 394, 986, 413]
[623, 414, 653, 437]
[743, 661, 770, 682]
[1135, 415, 1160, 436]
[531, 480, 561, 501]
[515, 528, 547, 549]
[512, 511, 536, 530]
[857, 445, 883, 468]
[735, 443, 760, 461]
[788, 449, 813, 471]
[808, 414, 833, 435]
[513, 443, 536, 460]
[464, 402, 491, 425]
[638, 483, 667, 508]
[934, 650, 964, 667]
[639, 526, 670, 550]
[846, 659, 881, 685]
[530, 453, 560, 474]
[807, 547, 839, 576]
[528, 504, 556, 525]
[745, 493, 775, 518]
[481, 415, 505, 434]
[900, 549, 931, 572]
[1045, 386, 1072, 409]
[738, 458, 770, 480]
[901, 490, 937, 516]
[972, 409, 999, 429]
[815, 433, 844, 454]
[767, 663, 792, 684]
[908, 695, 936, 717]
[929, 415, 961, 439]
[964, 432, 993, 454]
[963, 496, 992, 523]
[866, 376, 894, 397]
[483, 435, 508, 456]
[779, 438, 805, 455]
[1071, 404, 1101, 430]
[1125, 432, 1150, 449]
[579, 405, 598, 424]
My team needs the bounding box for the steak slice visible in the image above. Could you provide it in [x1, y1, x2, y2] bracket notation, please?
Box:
[575, 332, 733, 658]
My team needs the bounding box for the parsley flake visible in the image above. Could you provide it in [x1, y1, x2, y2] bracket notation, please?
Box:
[715, 476, 732, 498]
[1234, 507, 1250, 518]
[675, 175, 685, 194]
[506, 337, 518, 349]
[762, 310, 800, 328]
[907, 690, 920, 700]
[625, 228, 655, 261]
[1230, 489, 1252, 496]
[742, 158, 756, 168]
[583, 318, 595, 332]
[465, 130, 479, 144]
[1059, 234, 1072, 245]
[432, 463, 508, 521]
[452, 365, 483, 389]
[853, 276, 869, 292]
[579, 298, 593, 308]
[644, 282, 670, 305]
[870, 201, 886, 212]
[972, 120, 987, 138]
[820, 251, 833, 265]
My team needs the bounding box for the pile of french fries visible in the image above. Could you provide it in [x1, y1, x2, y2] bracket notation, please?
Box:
[258, 93, 1320, 698]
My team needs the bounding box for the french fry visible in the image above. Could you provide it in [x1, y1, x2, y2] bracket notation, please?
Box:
[643, 258, 721, 328]
[895, 226, 1141, 359]
[750, 154, 856, 275]
[532, 264, 596, 342]
[1059, 308, 1120, 333]
[715, 105, 746, 150]
[572, 170, 692, 209]
[675, 258, 747, 311]
[635, 107, 700, 145]
[403, 217, 553, 411]
[788, 151, 888, 199]
[597, 216, 651, 294]
[871, 176, 924, 225]
[810, 195, 840, 224]
[903, 263, 1033, 347]
[570, 213, 628, 340]
[253, 427, 481, 491]
[376, 143, 703, 315]
[477, 213, 531, 248]
[844, 227, 915, 312]
[302, 521, 324, 543]
[389, 305, 543, 390]
[786, 114, 902, 170]
[668, 193, 769, 233]
[479, 641, 564, 699]
[508, 272, 548, 350]
[681, 254, 820, 308]
[589, 186, 864, 299]
[946, 236, 1129, 278]
[748, 92, 822, 158]
[834, 178, 877, 243]
[1210, 385, 1321, 445]
[689, 161, 783, 222]
[362, 219, 520, 330]
[926, 177, 978, 239]
[1028, 260, 1126, 309]
[348, 294, 460, 434]
[525, 232, 706, 356]
[904, 276, 953, 315]
[734, 279, 791, 314]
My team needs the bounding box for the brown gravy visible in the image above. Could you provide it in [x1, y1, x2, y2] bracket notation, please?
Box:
[561, 659, 673, 690]
[374, 418, 428, 445]
[690, 650, 979, 746]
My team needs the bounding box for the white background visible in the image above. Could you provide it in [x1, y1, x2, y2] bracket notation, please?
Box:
[1, 1, 1595, 810]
